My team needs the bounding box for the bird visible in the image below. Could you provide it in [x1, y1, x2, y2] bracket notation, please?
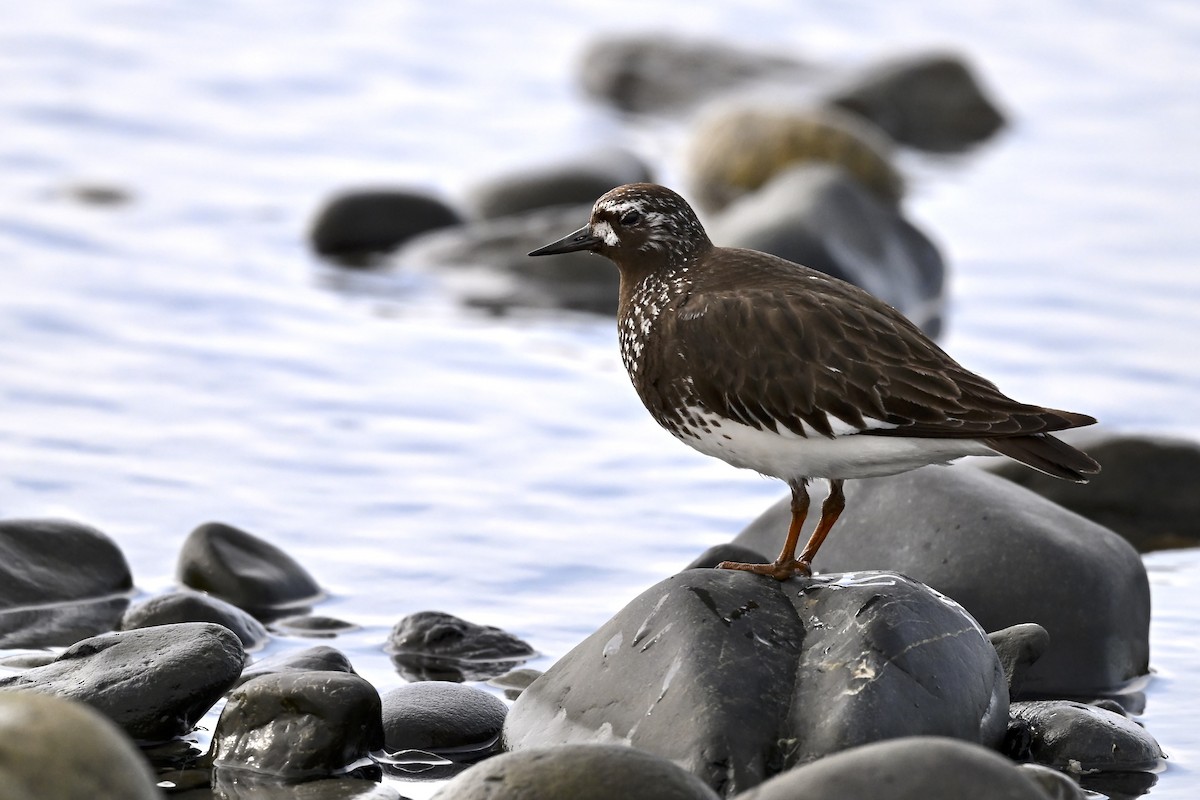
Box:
[529, 183, 1099, 580]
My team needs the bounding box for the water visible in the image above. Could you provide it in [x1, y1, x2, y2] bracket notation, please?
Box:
[1, 1, 1197, 797]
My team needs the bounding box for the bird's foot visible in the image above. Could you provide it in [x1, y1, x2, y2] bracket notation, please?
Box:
[716, 559, 812, 581]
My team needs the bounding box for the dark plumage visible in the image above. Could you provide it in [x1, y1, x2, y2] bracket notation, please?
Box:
[530, 183, 1098, 579]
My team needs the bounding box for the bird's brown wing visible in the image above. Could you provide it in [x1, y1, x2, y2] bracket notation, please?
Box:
[663, 284, 1095, 440]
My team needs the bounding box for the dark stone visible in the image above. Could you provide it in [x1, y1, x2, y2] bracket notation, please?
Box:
[387, 611, 535, 683]
[380, 681, 507, 758]
[465, 148, 653, 220]
[120, 590, 270, 651]
[488, 667, 543, 700]
[827, 51, 1006, 152]
[1010, 700, 1165, 772]
[236, 644, 357, 688]
[989, 431, 1200, 551]
[310, 188, 463, 266]
[396, 204, 622, 316]
[212, 671, 384, 777]
[505, 569, 1006, 796]
[577, 35, 809, 114]
[687, 105, 903, 212]
[0, 692, 161, 799]
[989, 623, 1051, 696]
[736, 736, 1055, 800]
[65, 183, 134, 206]
[685, 542, 769, 571]
[0, 518, 133, 648]
[0, 621, 244, 742]
[707, 165, 945, 337]
[178, 521, 323, 619]
[732, 466, 1150, 697]
[270, 614, 359, 637]
[431, 744, 721, 800]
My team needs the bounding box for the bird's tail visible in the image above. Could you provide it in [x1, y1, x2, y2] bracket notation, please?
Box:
[984, 433, 1100, 483]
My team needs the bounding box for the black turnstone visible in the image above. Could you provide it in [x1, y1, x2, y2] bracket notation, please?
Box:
[529, 183, 1099, 580]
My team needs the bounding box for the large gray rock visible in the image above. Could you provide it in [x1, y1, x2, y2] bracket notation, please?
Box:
[212, 671, 384, 777]
[733, 466, 1150, 697]
[465, 148, 652, 220]
[178, 522, 323, 619]
[310, 188, 463, 266]
[396, 204, 622, 315]
[433, 744, 721, 800]
[0, 518, 132, 648]
[989, 431, 1200, 551]
[0, 691, 162, 800]
[120, 590, 270, 651]
[736, 736, 1056, 800]
[505, 569, 1006, 797]
[387, 610, 536, 682]
[826, 51, 1006, 152]
[0, 622, 244, 742]
[707, 165, 945, 337]
[380, 681, 507, 756]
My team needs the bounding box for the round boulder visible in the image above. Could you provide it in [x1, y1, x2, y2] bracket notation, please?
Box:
[310, 188, 463, 266]
[120, 590, 270, 651]
[380, 681, 507, 756]
[1010, 700, 1164, 773]
[236, 644, 357, 688]
[387, 610, 536, 683]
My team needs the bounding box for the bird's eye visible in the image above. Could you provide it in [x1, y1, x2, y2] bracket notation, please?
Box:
[619, 210, 641, 226]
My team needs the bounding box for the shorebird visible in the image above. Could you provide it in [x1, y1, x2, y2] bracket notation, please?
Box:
[530, 183, 1099, 580]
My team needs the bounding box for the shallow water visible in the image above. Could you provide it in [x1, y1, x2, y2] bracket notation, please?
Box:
[1, 1, 1197, 797]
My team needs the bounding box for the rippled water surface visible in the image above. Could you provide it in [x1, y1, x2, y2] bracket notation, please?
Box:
[1, 2, 1197, 797]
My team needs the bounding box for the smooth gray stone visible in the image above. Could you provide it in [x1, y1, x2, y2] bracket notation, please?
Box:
[989, 623, 1051, 696]
[0, 622, 244, 742]
[708, 164, 945, 337]
[826, 51, 1006, 152]
[989, 431, 1200, 552]
[387, 610, 535, 683]
[735, 736, 1054, 800]
[1010, 700, 1165, 772]
[0, 692, 161, 800]
[733, 466, 1150, 697]
[432, 744, 721, 800]
[310, 188, 462, 265]
[177, 522, 323, 618]
[120, 590, 270, 651]
[212, 671, 384, 777]
[380, 681, 507, 754]
[237, 645, 357, 688]
[0, 518, 133, 648]
[505, 569, 1006, 796]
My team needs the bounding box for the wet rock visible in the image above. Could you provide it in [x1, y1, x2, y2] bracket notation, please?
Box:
[736, 736, 1056, 800]
[578, 35, 810, 114]
[687, 105, 903, 212]
[505, 569, 1007, 796]
[387, 612, 535, 683]
[310, 188, 463, 266]
[685, 542, 769, 571]
[0, 691, 161, 800]
[236, 644, 357, 688]
[380, 681, 507, 758]
[488, 667, 542, 701]
[432, 743, 721, 800]
[1018, 764, 1089, 800]
[989, 623, 1051, 696]
[209, 771, 400, 799]
[465, 148, 653, 220]
[120, 590, 270, 651]
[0, 518, 133, 648]
[270, 614, 359, 637]
[707, 165, 945, 336]
[989, 432, 1200, 551]
[0, 621, 244, 742]
[827, 51, 1006, 152]
[178, 521, 323, 619]
[733, 466, 1150, 697]
[396, 204, 621, 315]
[212, 671, 384, 777]
[1010, 700, 1165, 773]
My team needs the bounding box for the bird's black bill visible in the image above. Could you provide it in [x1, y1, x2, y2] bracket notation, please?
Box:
[528, 226, 601, 257]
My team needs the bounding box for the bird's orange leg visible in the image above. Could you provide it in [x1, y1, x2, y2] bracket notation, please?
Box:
[718, 480, 813, 580]
[795, 478, 845, 568]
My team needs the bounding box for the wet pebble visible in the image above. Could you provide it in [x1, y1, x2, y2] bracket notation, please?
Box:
[433, 743, 721, 800]
[236, 644, 357, 688]
[270, 614, 359, 637]
[487, 667, 542, 700]
[989, 623, 1051, 696]
[380, 681, 507, 758]
[310, 188, 463, 266]
[178, 521, 324, 619]
[120, 589, 270, 651]
[1010, 700, 1165, 773]
[387, 610, 535, 682]
[0, 621, 244, 742]
[0, 691, 161, 800]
